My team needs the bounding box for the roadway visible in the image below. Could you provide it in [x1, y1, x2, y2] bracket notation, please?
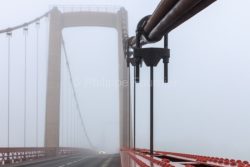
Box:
[14, 154, 121, 167]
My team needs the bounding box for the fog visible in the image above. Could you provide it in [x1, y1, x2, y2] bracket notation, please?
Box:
[0, 0, 250, 161]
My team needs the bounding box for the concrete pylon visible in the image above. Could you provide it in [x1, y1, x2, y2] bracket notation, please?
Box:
[45, 7, 62, 150]
[45, 7, 130, 153]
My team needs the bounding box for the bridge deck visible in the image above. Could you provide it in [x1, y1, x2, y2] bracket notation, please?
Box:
[12, 154, 121, 167]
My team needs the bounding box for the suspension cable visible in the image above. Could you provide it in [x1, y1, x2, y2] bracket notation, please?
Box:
[6, 32, 12, 149]
[23, 27, 28, 148]
[0, 10, 51, 34]
[35, 22, 40, 148]
[61, 38, 95, 150]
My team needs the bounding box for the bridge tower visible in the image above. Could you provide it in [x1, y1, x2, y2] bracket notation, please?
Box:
[45, 7, 130, 151]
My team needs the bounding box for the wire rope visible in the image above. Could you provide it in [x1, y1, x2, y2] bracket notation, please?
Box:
[61, 38, 95, 150]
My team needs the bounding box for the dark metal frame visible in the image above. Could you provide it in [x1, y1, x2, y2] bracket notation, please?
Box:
[127, 15, 171, 156]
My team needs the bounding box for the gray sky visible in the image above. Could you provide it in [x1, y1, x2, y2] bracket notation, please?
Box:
[0, 0, 250, 161]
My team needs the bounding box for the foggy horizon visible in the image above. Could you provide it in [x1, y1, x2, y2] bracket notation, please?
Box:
[0, 0, 250, 163]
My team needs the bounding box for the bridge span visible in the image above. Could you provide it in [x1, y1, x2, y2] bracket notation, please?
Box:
[1, 1, 249, 167]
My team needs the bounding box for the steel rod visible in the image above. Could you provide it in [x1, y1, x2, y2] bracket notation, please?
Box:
[36, 23, 40, 149]
[23, 28, 28, 152]
[128, 66, 131, 148]
[150, 66, 154, 155]
[133, 67, 136, 150]
[7, 33, 11, 150]
[164, 34, 168, 83]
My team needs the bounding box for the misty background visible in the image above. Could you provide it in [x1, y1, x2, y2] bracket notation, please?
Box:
[0, 0, 250, 161]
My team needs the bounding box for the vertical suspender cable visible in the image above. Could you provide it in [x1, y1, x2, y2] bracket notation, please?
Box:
[76, 110, 78, 147]
[74, 106, 76, 147]
[35, 22, 40, 148]
[43, 16, 49, 148]
[67, 65, 70, 147]
[72, 100, 74, 147]
[69, 85, 72, 147]
[23, 27, 28, 150]
[72, 91, 74, 147]
[0, 10, 52, 151]
[70, 89, 73, 147]
[66, 62, 68, 147]
[68, 84, 71, 147]
[61, 54, 64, 147]
[71, 100, 75, 147]
[23, 27, 28, 149]
[65, 73, 67, 147]
[134, 31, 141, 150]
[67, 72, 69, 147]
[74, 109, 76, 147]
[75, 105, 77, 147]
[133, 67, 136, 150]
[23, 27, 28, 160]
[7, 32, 12, 152]
[73, 93, 75, 147]
[128, 66, 131, 148]
[72, 90, 74, 148]
[76, 115, 78, 147]
[62, 49, 67, 147]
[164, 34, 169, 82]
[77, 114, 79, 147]
[150, 66, 154, 155]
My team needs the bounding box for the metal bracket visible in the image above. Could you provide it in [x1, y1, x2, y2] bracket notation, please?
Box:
[134, 48, 169, 67]
[127, 47, 170, 83]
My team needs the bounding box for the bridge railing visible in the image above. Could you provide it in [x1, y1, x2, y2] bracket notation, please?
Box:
[0, 147, 82, 165]
[121, 148, 250, 167]
[53, 5, 121, 13]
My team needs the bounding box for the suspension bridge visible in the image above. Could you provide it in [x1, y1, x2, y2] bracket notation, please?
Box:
[0, 1, 249, 167]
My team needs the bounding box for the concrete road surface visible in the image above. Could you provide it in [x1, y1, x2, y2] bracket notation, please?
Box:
[14, 154, 121, 167]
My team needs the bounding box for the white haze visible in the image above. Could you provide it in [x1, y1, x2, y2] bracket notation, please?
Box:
[0, 0, 250, 160]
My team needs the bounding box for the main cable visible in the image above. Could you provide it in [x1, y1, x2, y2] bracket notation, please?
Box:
[61, 38, 95, 150]
[0, 10, 51, 34]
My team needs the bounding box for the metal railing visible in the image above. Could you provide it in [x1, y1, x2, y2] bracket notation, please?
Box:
[0, 147, 82, 165]
[53, 5, 121, 13]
